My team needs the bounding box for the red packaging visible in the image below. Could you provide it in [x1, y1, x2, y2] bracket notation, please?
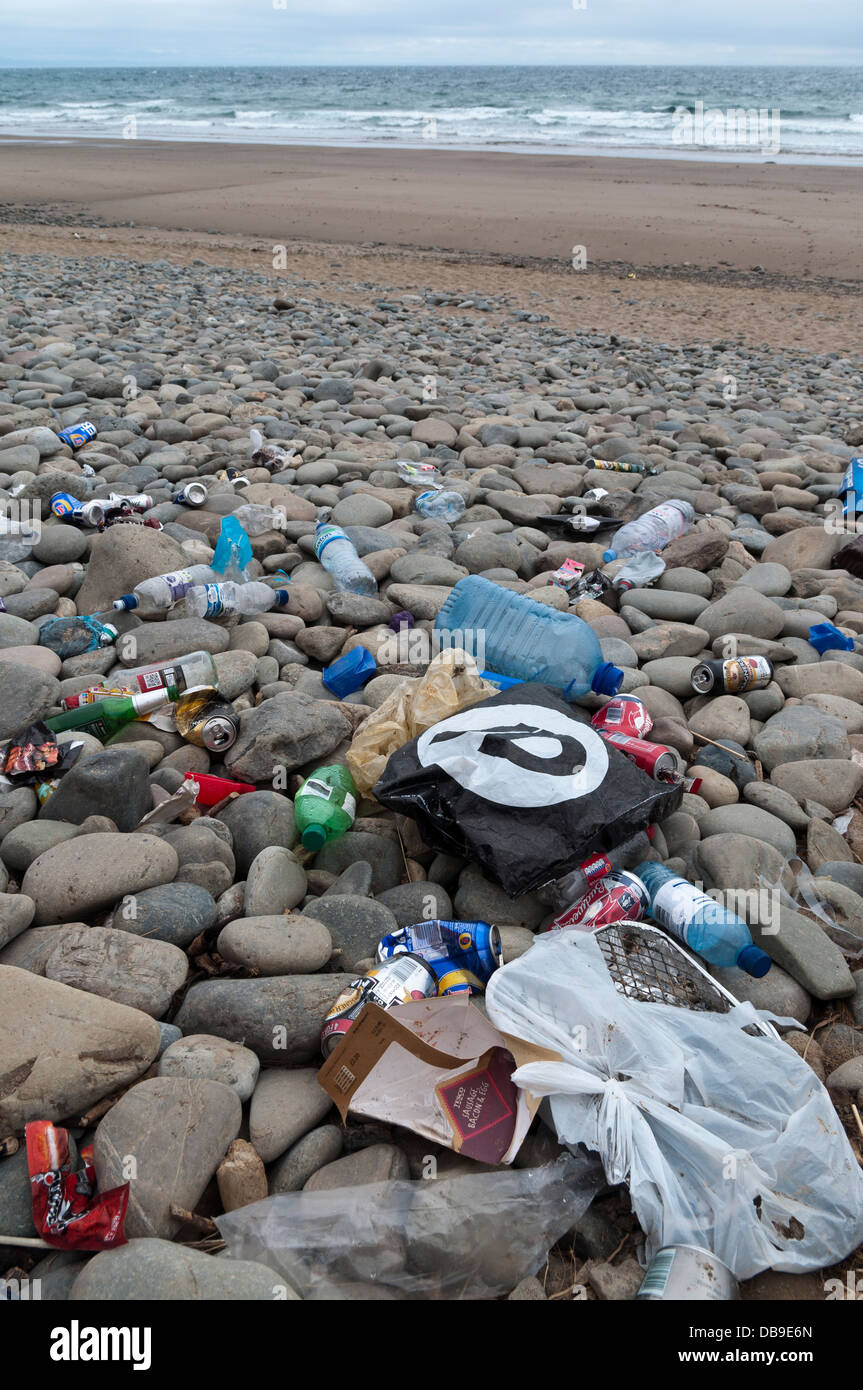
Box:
[591, 695, 653, 738]
[598, 730, 684, 784]
[548, 869, 649, 933]
[187, 772, 257, 807]
[25, 1121, 129, 1251]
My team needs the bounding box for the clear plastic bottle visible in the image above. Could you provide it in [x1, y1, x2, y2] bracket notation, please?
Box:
[435, 575, 623, 700]
[113, 649, 219, 697]
[295, 764, 358, 851]
[414, 489, 466, 523]
[185, 581, 291, 619]
[313, 522, 377, 596]
[612, 552, 667, 592]
[113, 565, 220, 613]
[602, 500, 695, 563]
[636, 862, 772, 978]
[231, 503, 288, 536]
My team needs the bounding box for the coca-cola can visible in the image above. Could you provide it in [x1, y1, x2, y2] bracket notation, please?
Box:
[600, 730, 684, 784]
[548, 870, 649, 933]
[591, 695, 653, 738]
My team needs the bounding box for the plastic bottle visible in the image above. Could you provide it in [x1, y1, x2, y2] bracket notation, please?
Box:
[111, 650, 219, 698]
[250, 428, 295, 473]
[185, 582, 291, 619]
[46, 689, 171, 742]
[414, 489, 466, 523]
[295, 765, 358, 851]
[113, 565, 220, 613]
[314, 522, 377, 597]
[231, 503, 288, 536]
[613, 552, 667, 592]
[636, 862, 771, 978]
[435, 575, 623, 700]
[602, 500, 695, 564]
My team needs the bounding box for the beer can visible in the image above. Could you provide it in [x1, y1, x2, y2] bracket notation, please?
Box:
[548, 870, 649, 934]
[636, 1245, 739, 1301]
[375, 919, 502, 985]
[57, 421, 97, 450]
[174, 692, 240, 751]
[591, 458, 645, 474]
[173, 481, 208, 507]
[431, 964, 481, 995]
[49, 491, 84, 521]
[599, 730, 684, 784]
[320, 953, 438, 1057]
[691, 656, 774, 695]
[591, 694, 653, 738]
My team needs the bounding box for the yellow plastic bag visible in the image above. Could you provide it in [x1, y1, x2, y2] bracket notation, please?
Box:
[347, 648, 496, 796]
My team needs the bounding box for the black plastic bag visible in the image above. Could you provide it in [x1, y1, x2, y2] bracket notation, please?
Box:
[373, 681, 683, 897]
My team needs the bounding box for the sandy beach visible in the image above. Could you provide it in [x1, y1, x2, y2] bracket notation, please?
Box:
[0, 138, 861, 352]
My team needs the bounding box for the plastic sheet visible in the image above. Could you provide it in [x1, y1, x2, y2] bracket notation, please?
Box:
[485, 931, 863, 1280]
[347, 647, 495, 796]
[217, 1153, 602, 1300]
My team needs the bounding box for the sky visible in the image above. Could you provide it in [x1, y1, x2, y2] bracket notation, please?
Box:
[1, 0, 861, 66]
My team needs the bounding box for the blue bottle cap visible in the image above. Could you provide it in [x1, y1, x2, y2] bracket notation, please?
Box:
[602, 549, 617, 563]
[113, 594, 137, 610]
[737, 945, 772, 978]
[591, 662, 624, 696]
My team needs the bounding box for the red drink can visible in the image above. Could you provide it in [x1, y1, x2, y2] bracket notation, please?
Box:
[599, 730, 684, 783]
[548, 869, 649, 933]
[591, 695, 653, 738]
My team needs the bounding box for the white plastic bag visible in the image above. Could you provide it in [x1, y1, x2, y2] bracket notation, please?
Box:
[485, 931, 863, 1281]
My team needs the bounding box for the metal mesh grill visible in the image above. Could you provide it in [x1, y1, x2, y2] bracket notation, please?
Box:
[595, 921, 729, 1013]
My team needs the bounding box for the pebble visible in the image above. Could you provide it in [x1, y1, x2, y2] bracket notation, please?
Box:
[157, 1035, 260, 1101]
[249, 1067, 334, 1162]
[217, 912, 332, 974]
[93, 1077, 242, 1238]
[69, 1239, 293, 1301]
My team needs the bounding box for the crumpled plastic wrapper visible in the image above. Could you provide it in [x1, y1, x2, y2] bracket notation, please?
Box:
[347, 648, 496, 796]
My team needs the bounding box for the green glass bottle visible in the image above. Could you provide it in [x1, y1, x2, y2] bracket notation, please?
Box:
[45, 688, 172, 743]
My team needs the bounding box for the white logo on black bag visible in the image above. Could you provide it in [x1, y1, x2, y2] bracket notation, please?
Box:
[416, 703, 608, 808]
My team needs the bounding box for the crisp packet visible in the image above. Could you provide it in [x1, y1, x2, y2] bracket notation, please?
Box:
[25, 1121, 129, 1251]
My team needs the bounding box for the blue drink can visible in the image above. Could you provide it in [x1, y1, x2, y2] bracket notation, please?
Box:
[375, 919, 502, 984]
[50, 491, 84, 521]
[57, 421, 97, 450]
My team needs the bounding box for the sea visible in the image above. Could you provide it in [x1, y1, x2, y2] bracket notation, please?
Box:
[0, 66, 860, 162]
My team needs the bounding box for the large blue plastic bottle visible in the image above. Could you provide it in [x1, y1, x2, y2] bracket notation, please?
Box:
[435, 575, 623, 700]
[636, 862, 771, 978]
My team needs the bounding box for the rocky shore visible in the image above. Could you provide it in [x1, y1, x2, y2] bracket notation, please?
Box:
[1, 248, 862, 1301]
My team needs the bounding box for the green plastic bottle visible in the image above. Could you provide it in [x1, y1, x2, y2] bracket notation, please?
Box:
[295, 765, 358, 852]
[45, 689, 172, 743]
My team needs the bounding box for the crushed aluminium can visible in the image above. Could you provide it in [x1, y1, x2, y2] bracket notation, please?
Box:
[50, 491, 85, 521]
[173, 692, 240, 751]
[547, 869, 649, 933]
[636, 1245, 739, 1301]
[57, 421, 97, 450]
[430, 963, 480, 995]
[320, 953, 438, 1057]
[598, 731, 685, 785]
[173, 481, 208, 507]
[691, 656, 774, 695]
[375, 919, 502, 985]
[591, 694, 653, 739]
